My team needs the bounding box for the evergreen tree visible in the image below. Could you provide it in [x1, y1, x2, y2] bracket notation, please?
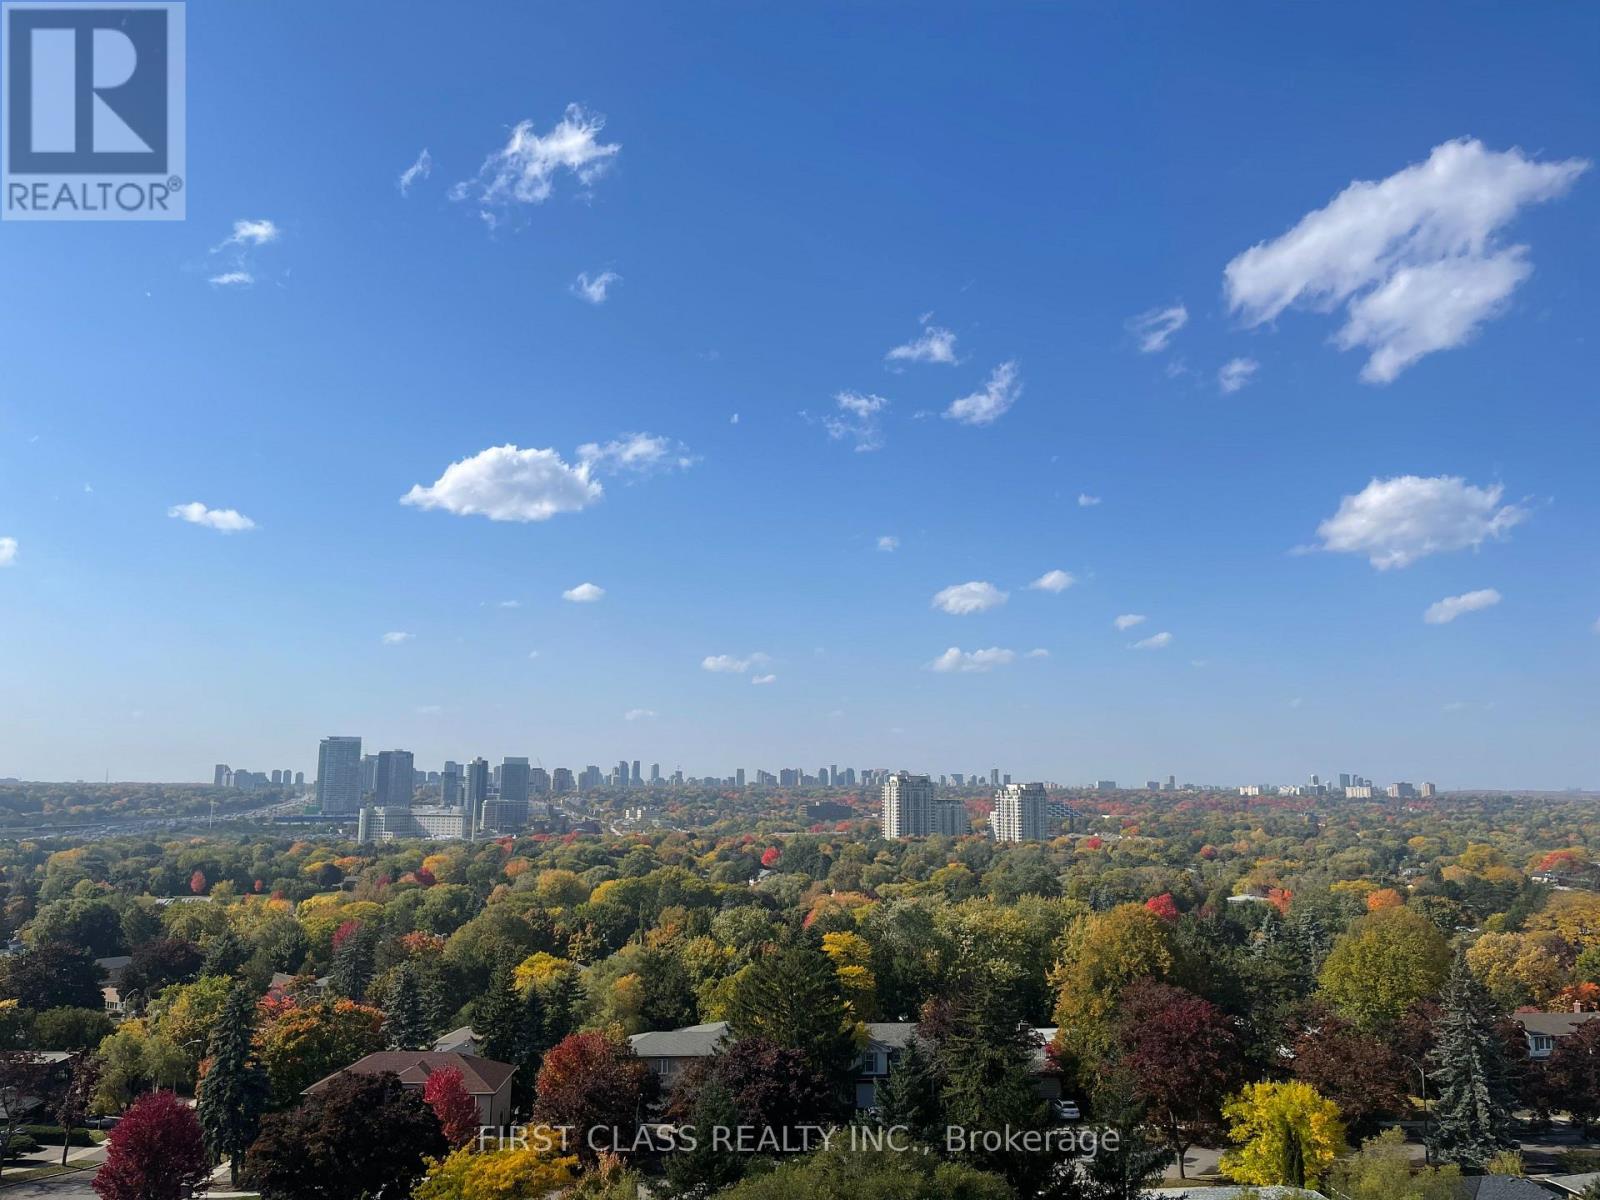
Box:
[1080, 1076, 1169, 1200]
[1426, 948, 1515, 1169]
[876, 1034, 943, 1146]
[328, 924, 377, 1003]
[196, 980, 269, 1186]
[476, 956, 525, 1067]
[664, 1079, 745, 1199]
[543, 970, 583, 1047]
[510, 982, 547, 1111]
[727, 937, 857, 1099]
[385, 962, 432, 1051]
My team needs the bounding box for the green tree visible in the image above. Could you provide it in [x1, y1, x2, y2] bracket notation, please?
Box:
[1220, 1079, 1345, 1189]
[1327, 1129, 1461, 1200]
[1081, 1075, 1171, 1200]
[875, 1034, 942, 1146]
[727, 938, 858, 1096]
[385, 963, 431, 1051]
[196, 981, 269, 1186]
[475, 956, 526, 1066]
[1317, 906, 1450, 1031]
[1426, 948, 1515, 1168]
[664, 1079, 745, 1199]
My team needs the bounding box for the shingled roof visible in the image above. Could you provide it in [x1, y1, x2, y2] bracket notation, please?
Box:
[302, 1051, 515, 1098]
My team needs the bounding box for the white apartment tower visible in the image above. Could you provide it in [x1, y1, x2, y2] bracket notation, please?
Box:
[990, 782, 1049, 842]
[881, 770, 966, 838]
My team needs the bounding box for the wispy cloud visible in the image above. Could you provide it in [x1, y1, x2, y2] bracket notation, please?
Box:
[1311, 475, 1527, 569]
[1224, 139, 1588, 382]
[381, 631, 414, 645]
[624, 708, 657, 721]
[215, 219, 279, 250]
[1128, 303, 1188, 353]
[945, 361, 1020, 426]
[750, 674, 778, 685]
[702, 652, 771, 674]
[167, 502, 256, 533]
[928, 646, 1016, 673]
[572, 270, 620, 304]
[1113, 614, 1147, 631]
[1077, 494, 1102, 508]
[562, 582, 605, 603]
[1424, 588, 1502, 625]
[932, 581, 1008, 615]
[1131, 631, 1173, 650]
[821, 391, 889, 452]
[398, 148, 432, 195]
[0, 537, 16, 567]
[1218, 357, 1259, 394]
[452, 104, 620, 223]
[208, 271, 253, 288]
[886, 317, 959, 366]
[1028, 569, 1076, 593]
[876, 535, 900, 553]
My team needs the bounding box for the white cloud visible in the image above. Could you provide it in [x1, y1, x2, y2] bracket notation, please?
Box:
[575, 432, 695, 474]
[167, 502, 256, 533]
[1128, 303, 1188, 353]
[702, 653, 770, 674]
[1312, 475, 1528, 570]
[1077, 494, 1102, 508]
[932, 581, 1008, 615]
[402, 435, 690, 524]
[1131, 631, 1173, 650]
[528, 650, 541, 660]
[416, 704, 443, 715]
[876, 535, 900, 553]
[1025, 648, 1049, 659]
[216, 219, 279, 249]
[562, 582, 605, 603]
[1218, 357, 1259, 394]
[497, 599, 521, 609]
[0, 537, 16, 567]
[1224, 139, 1589, 382]
[403, 445, 601, 522]
[381, 631, 414, 645]
[1424, 588, 1502, 625]
[944, 361, 1020, 426]
[1113, 614, 1147, 631]
[886, 322, 958, 366]
[572, 270, 620, 304]
[624, 708, 657, 721]
[453, 104, 620, 217]
[928, 646, 1017, 673]
[823, 391, 889, 452]
[208, 271, 254, 288]
[729, 413, 740, 424]
[398, 148, 432, 195]
[1028, 569, 1076, 593]
[750, 674, 777, 685]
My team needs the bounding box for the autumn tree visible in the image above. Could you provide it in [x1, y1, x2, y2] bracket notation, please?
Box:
[93, 1090, 210, 1200]
[196, 981, 269, 1185]
[244, 1070, 447, 1200]
[0, 943, 104, 1011]
[1542, 1017, 1600, 1134]
[1317, 906, 1450, 1031]
[1327, 1128, 1462, 1200]
[0, 1051, 53, 1183]
[413, 1142, 578, 1200]
[1286, 1004, 1410, 1136]
[423, 1067, 482, 1148]
[1051, 903, 1173, 1068]
[532, 1032, 656, 1163]
[1427, 949, 1515, 1168]
[55, 1052, 102, 1166]
[726, 938, 858, 1095]
[253, 997, 386, 1108]
[1220, 1079, 1345, 1190]
[1116, 980, 1242, 1179]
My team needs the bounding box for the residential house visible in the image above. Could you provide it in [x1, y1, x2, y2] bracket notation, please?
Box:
[1516, 1010, 1600, 1059]
[303, 1051, 515, 1127]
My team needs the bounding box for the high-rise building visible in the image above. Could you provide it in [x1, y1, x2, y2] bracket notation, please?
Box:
[1421, 781, 1437, 798]
[271, 769, 283, 786]
[315, 737, 363, 815]
[213, 763, 231, 787]
[530, 766, 550, 795]
[375, 750, 415, 808]
[441, 761, 462, 807]
[552, 767, 574, 795]
[735, 767, 746, 788]
[500, 757, 531, 827]
[881, 771, 966, 838]
[465, 757, 490, 825]
[294, 771, 304, 787]
[631, 760, 642, 787]
[989, 768, 1000, 786]
[990, 782, 1049, 842]
[649, 762, 661, 784]
[360, 754, 378, 798]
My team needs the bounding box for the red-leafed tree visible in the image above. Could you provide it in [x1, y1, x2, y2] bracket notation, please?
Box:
[93, 1090, 210, 1200]
[1144, 893, 1180, 921]
[188, 869, 207, 896]
[1286, 1004, 1410, 1136]
[532, 1032, 657, 1162]
[1117, 980, 1243, 1179]
[423, 1067, 481, 1148]
[1543, 1018, 1600, 1134]
[760, 847, 781, 869]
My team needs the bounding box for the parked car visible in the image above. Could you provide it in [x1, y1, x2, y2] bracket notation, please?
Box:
[1051, 1098, 1080, 1122]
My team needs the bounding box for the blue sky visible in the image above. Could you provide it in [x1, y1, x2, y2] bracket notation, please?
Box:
[2, 2, 1597, 787]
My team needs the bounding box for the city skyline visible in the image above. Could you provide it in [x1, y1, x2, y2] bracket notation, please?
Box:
[2, 4, 1597, 788]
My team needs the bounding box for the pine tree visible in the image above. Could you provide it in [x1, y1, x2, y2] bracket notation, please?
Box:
[664, 1079, 745, 1198]
[385, 963, 431, 1051]
[196, 980, 270, 1186]
[476, 956, 525, 1067]
[510, 982, 547, 1111]
[329, 924, 377, 1002]
[1081, 1076, 1169, 1200]
[543, 970, 582, 1047]
[876, 1034, 942, 1146]
[727, 937, 857, 1097]
[1427, 948, 1515, 1169]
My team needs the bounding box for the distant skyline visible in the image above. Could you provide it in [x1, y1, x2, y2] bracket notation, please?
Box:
[1, 4, 1597, 788]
